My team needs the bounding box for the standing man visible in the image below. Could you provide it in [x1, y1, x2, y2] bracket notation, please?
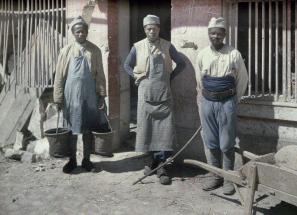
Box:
[54, 16, 107, 174]
[196, 17, 248, 195]
[124, 15, 185, 185]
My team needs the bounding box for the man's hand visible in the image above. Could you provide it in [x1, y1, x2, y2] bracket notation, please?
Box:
[98, 96, 105, 110]
[56, 103, 63, 112]
[135, 76, 146, 86]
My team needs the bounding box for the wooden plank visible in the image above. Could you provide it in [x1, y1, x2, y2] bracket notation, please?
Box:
[41, 0, 45, 86]
[255, 0, 259, 96]
[17, 0, 20, 85]
[51, 0, 55, 86]
[25, 0, 29, 87]
[248, 1, 252, 97]
[60, 0, 63, 50]
[33, 0, 37, 86]
[3, 0, 10, 91]
[56, 0, 59, 56]
[282, 0, 287, 100]
[286, 0, 291, 101]
[11, 0, 16, 88]
[29, 1, 33, 87]
[2, 0, 7, 82]
[256, 162, 297, 197]
[261, 1, 265, 96]
[20, 0, 24, 86]
[0, 2, 3, 64]
[258, 184, 297, 207]
[244, 164, 257, 215]
[45, 0, 50, 87]
[275, 0, 279, 99]
[37, 0, 41, 87]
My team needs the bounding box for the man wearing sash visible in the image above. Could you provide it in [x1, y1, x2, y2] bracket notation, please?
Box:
[124, 15, 185, 185]
[196, 17, 248, 195]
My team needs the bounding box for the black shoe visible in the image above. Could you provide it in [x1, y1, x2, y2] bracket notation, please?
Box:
[62, 158, 77, 174]
[81, 158, 95, 172]
[223, 181, 235, 195]
[156, 164, 171, 185]
[202, 175, 223, 191]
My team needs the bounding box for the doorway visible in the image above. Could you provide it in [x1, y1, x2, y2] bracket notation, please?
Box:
[129, 0, 171, 123]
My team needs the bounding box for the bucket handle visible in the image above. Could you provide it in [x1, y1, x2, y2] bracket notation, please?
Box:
[103, 112, 112, 131]
[55, 110, 60, 142]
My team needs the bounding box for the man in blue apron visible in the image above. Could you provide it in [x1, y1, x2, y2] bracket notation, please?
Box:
[196, 17, 248, 195]
[124, 15, 185, 185]
[54, 16, 107, 174]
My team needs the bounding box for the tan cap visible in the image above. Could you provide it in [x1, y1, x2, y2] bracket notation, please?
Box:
[70, 15, 88, 30]
[143, 14, 160, 27]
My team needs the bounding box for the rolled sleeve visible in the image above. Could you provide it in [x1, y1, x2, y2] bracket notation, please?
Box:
[123, 46, 136, 77]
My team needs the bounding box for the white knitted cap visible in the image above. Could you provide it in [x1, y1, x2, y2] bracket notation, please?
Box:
[143, 14, 160, 27]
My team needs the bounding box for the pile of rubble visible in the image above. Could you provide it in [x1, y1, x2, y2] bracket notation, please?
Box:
[2, 101, 63, 164]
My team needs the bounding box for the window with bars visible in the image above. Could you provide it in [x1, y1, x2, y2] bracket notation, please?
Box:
[0, 0, 67, 88]
[226, 0, 296, 103]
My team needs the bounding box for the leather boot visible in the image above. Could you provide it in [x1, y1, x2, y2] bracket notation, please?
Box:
[203, 148, 223, 191]
[143, 159, 159, 176]
[63, 134, 77, 174]
[156, 163, 171, 185]
[222, 147, 235, 195]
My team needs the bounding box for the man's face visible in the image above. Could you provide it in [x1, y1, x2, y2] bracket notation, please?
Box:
[208, 27, 226, 49]
[144, 24, 160, 42]
[72, 24, 88, 44]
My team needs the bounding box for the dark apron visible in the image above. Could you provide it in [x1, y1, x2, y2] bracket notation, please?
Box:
[135, 53, 175, 152]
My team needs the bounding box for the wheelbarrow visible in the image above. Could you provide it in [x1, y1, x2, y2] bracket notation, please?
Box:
[183, 146, 297, 215]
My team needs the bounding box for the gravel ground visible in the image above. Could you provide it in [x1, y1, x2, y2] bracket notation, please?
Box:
[0, 145, 296, 215]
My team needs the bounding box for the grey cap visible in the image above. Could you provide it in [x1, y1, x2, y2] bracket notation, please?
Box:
[70, 15, 88, 30]
[208, 17, 226, 29]
[143, 14, 160, 27]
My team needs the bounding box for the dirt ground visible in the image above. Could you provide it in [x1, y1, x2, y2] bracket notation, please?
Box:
[1, 142, 297, 215]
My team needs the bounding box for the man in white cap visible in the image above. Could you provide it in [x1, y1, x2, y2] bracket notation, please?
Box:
[124, 14, 185, 185]
[196, 17, 248, 195]
[54, 16, 108, 173]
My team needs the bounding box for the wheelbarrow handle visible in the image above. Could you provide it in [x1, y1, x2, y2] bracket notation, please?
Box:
[183, 159, 246, 186]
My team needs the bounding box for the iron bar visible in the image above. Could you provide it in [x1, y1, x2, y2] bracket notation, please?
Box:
[275, 0, 279, 99]
[282, 0, 287, 100]
[248, 1, 252, 96]
[268, 0, 272, 96]
[286, 0, 291, 101]
[255, 0, 259, 96]
[261, 1, 265, 96]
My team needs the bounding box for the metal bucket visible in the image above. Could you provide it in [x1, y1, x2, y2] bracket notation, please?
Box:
[92, 129, 114, 157]
[44, 128, 71, 158]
